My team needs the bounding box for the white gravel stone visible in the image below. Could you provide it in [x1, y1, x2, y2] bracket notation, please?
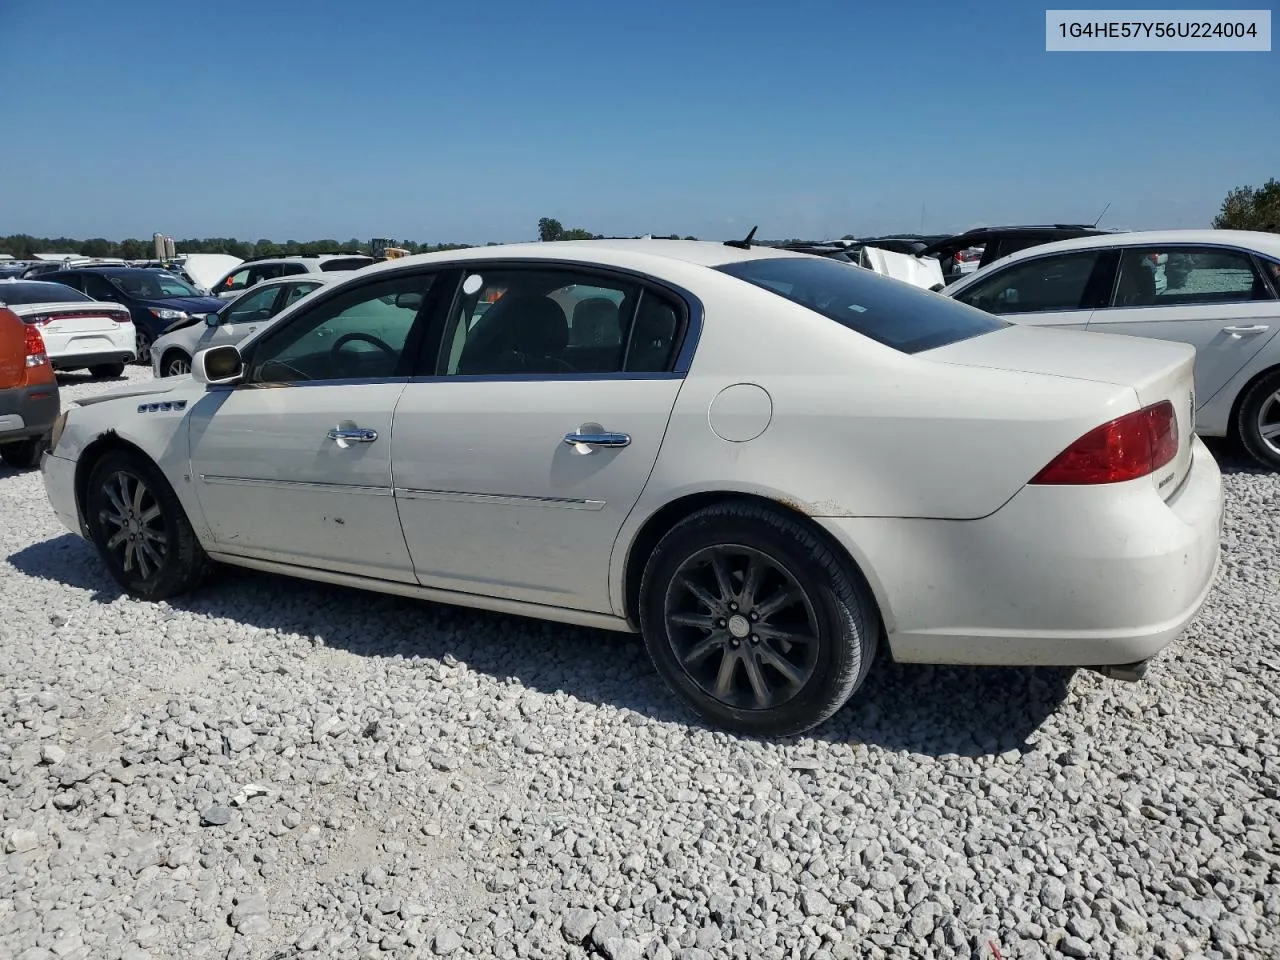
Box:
[0, 370, 1276, 959]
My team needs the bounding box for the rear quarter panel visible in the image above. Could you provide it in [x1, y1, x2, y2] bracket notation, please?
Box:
[609, 269, 1135, 610]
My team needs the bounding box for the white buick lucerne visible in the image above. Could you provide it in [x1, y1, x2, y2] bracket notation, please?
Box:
[40, 239, 1223, 736]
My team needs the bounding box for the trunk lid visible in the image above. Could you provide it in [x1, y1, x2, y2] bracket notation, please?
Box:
[8, 301, 130, 334]
[924, 325, 1197, 499]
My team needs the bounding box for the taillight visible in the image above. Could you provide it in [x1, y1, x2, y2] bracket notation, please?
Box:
[112, 311, 131, 323]
[24, 325, 48, 367]
[1030, 401, 1178, 485]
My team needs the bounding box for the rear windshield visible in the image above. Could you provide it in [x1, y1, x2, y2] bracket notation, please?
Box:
[320, 257, 375, 272]
[718, 256, 1007, 354]
[0, 281, 91, 305]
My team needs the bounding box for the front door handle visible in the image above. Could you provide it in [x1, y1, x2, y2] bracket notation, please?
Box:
[563, 431, 630, 449]
[328, 426, 378, 445]
[1224, 324, 1269, 336]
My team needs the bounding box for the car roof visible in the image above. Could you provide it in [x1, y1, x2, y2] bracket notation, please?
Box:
[354, 239, 810, 280]
[969, 228, 1280, 263]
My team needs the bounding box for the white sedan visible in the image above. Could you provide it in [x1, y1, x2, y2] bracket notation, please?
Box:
[945, 229, 1280, 469]
[40, 240, 1223, 735]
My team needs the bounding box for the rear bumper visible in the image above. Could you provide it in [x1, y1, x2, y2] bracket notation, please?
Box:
[0, 384, 60, 441]
[50, 350, 134, 370]
[817, 435, 1224, 667]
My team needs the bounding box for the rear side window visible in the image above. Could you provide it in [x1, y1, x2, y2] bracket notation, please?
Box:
[1111, 246, 1274, 307]
[953, 251, 1102, 316]
[0, 282, 91, 305]
[321, 257, 375, 272]
[718, 256, 1006, 354]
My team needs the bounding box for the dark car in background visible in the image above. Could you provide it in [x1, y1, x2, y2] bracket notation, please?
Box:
[920, 224, 1112, 285]
[34, 266, 224, 364]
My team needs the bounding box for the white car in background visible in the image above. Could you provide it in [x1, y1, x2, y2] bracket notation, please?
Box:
[946, 229, 1280, 469]
[209, 254, 377, 300]
[151, 273, 348, 378]
[41, 240, 1222, 736]
[0, 279, 135, 378]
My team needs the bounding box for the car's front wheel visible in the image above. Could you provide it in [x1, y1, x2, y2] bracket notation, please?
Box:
[161, 351, 192, 377]
[134, 332, 153, 366]
[89, 363, 125, 379]
[1236, 368, 1280, 470]
[0, 436, 45, 470]
[84, 449, 213, 600]
[639, 501, 878, 736]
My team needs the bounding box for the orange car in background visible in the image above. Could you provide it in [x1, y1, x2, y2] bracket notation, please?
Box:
[0, 305, 60, 469]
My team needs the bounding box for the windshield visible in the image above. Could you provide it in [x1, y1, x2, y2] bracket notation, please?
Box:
[717, 256, 1007, 354]
[107, 271, 201, 300]
[0, 281, 92, 305]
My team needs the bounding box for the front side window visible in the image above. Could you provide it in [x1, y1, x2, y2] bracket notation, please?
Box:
[280, 281, 321, 310]
[951, 251, 1101, 317]
[81, 274, 118, 300]
[108, 271, 201, 300]
[247, 264, 283, 286]
[221, 268, 251, 293]
[1111, 246, 1272, 308]
[245, 274, 436, 384]
[440, 267, 683, 376]
[720, 256, 1006, 353]
[221, 283, 281, 324]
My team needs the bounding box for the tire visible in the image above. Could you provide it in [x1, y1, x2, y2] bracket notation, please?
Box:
[0, 436, 46, 470]
[133, 332, 153, 366]
[1236, 368, 1280, 470]
[161, 351, 191, 378]
[89, 363, 126, 379]
[638, 500, 878, 736]
[84, 449, 213, 600]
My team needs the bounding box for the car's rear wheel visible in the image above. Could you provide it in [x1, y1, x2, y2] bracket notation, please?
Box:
[639, 501, 878, 736]
[1236, 369, 1280, 470]
[134, 332, 153, 366]
[0, 436, 45, 470]
[89, 363, 125, 379]
[162, 351, 191, 377]
[85, 449, 213, 600]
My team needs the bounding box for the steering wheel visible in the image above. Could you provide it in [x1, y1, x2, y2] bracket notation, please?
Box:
[330, 331, 396, 372]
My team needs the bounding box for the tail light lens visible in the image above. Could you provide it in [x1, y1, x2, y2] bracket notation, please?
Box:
[1030, 401, 1178, 485]
[112, 311, 132, 323]
[24, 325, 48, 367]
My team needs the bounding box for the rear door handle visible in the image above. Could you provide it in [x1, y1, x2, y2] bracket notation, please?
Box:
[328, 426, 378, 445]
[1224, 324, 1269, 336]
[563, 431, 630, 449]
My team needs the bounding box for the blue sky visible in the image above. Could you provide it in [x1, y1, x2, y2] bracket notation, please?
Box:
[1, 0, 1274, 243]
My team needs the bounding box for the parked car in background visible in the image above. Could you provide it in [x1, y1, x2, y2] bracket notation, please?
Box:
[946, 229, 1280, 468]
[33, 267, 224, 366]
[776, 240, 945, 290]
[209, 254, 377, 300]
[152, 272, 348, 377]
[922, 224, 1112, 285]
[0, 304, 59, 469]
[42, 239, 1221, 736]
[0, 280, 135, 378]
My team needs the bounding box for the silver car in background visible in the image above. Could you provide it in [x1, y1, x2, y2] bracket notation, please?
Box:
[151, 273, 350, 377]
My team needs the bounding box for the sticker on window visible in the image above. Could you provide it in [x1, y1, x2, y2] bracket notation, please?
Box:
[462, 274, 483, 295]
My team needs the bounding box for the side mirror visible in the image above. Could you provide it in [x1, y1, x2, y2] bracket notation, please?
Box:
[192, 345, 244, 385]
[204, 313, 219, 328]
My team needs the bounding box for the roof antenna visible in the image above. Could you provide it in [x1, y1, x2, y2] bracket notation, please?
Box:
[724, 225, 758, 250]
[1092, 201, 1112, 228]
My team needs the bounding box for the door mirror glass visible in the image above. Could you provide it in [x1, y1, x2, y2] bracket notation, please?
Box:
[192, 345, 244, 385]
[205, 312, 219, 327]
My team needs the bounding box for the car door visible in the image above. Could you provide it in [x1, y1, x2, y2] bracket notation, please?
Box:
[185, 269, 441, 581]
[949, 249, 1110, 329]
[390, 264, 691, 614]
[1086, 245, 1280, 408]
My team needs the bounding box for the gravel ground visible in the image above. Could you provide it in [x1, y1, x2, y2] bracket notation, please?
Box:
[1, 368, 1277, 960]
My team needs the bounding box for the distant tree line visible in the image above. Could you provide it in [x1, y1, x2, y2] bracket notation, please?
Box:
[537, 218, 697, 242]
[1213, 178, 1279, 232]
[0, 235, 478, 260]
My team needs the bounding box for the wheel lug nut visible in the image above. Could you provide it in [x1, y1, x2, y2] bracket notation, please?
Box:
[717, 618, 726, 627]
[751, 635, 759, 644]
[728, 602, 738, 611]
[749, 612, 759, 621]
